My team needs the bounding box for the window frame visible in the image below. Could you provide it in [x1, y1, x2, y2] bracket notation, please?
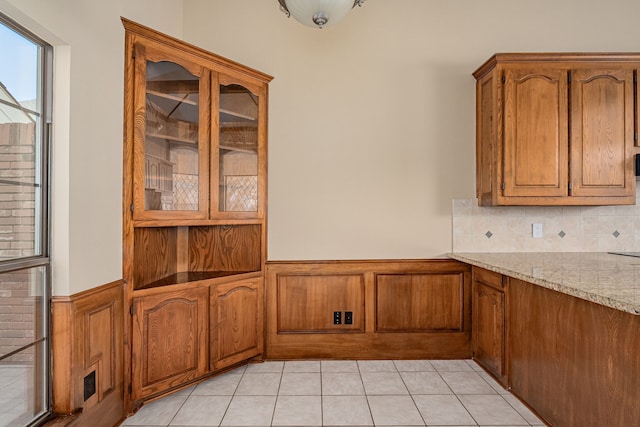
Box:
[0, 11, 53, 425]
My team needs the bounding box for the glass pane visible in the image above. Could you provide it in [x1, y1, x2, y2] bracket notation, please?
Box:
[0, 345, 47, 427]
[0, 266, 47, 426]
[219, 84, 258, 212]
[0, 24, 42, 261]
[0, 24, 38, 106]
[144, 61, 200, 211]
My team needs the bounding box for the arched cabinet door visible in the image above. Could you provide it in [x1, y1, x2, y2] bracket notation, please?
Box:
[570, 67, 635, 198]
[131, 286, 209, 401]
[212, 72, 267, 220]
[210, 278, 264, 370]
[502, 67, 569, 198]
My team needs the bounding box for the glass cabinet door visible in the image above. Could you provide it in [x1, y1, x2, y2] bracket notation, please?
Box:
[133, 44, 210, 220]
[215, 76, 266, 218]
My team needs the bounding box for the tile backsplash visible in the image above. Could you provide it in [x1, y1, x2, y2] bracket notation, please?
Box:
[452, 186, 640, 252]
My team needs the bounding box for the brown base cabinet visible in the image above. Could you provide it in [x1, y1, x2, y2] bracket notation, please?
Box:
[508, 277, 640, 427]
[469, 265, 640, 426]
[471, 267, 507, 386]
[130, 277, 264, 403]
[211, 278, 263, 371]
[131, 287, 209, 400]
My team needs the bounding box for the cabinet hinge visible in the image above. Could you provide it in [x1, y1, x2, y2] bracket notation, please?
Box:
[634, 74, 637, 84]
[568, 182, 573, 191]
[501, 75, 505, 84]
[130, 204, 134, 214]
[501, 182, 506, 190]
[128, 383, 132, 394]
[568, 73, 572, 84]
[635, 132, 638, 143]
[129, 305, 134, 316]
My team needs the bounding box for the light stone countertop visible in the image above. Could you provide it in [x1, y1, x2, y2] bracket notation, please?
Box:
[448, 252, 640, 316]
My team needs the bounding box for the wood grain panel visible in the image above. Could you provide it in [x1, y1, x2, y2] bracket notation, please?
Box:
[476, 73, 497, 205]
[276, 274, 365, 333]
[133, 227, 177, 289]
[570, 67, 635, 197]
[51, 280, 125, 427]
[131, 286, 209, 401]
[211, 279, 263, 370]
[189, 225, 261, 272]
[472, 270, 506, 386]
[265, 260, 471, 359]
[85, 304, 115, 395]
[375, 273, 464, 332]
[503, 67, 568, 197]
[509, 277, 640, 426]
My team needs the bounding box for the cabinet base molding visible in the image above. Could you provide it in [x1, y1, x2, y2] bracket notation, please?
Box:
[265, 259, 472, 360]
[51, 279, 125, 427]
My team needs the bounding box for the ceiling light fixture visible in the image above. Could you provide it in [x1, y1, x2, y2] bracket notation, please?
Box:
[278, 0, 366, 29]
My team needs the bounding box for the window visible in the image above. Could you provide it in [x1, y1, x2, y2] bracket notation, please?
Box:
[0, 12, 52, 427]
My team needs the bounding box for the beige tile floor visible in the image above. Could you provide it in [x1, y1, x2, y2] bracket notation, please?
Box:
[121, 359, 546, 427]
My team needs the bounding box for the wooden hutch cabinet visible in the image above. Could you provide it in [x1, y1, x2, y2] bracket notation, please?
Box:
[122, 19, 272, 405]
[474, 53, 638, 206]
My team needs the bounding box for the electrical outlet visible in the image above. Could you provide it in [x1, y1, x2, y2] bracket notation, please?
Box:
[333, 311, 342, 325]
[84, 370, 96, 401]
[532, 223, 543, 238]
[344, 311, 353, 325]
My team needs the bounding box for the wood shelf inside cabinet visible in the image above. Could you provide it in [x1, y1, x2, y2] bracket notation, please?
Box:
[146, 132, 197, 145]
[219, 144, 257, 153]
[220, 108, 256, 122]
[135, 270, 257, 290]
[147, 89, 197, 106]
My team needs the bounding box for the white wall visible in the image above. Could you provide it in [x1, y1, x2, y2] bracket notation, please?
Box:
[3, 0, 640, 293]
[181, 0, 640, 261]
[1, 0, 183, 295]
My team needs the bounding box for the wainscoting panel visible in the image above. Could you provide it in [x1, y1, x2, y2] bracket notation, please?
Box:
[51, 280, 125, 427]
[265, 260, 471, 360]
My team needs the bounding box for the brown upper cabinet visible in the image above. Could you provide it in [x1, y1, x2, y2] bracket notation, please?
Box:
[128, 24, 269, 222]
[123, 18, 272, 291]
[474, 53, 638, 206]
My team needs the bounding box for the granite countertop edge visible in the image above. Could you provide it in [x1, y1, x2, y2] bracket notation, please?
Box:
[448, 252, 640, 316]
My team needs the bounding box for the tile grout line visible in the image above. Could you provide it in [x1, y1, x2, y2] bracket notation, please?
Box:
[356, 360, 376, 427]
[270, 363, 284, 426]
[218, 365, 248, 427]
[394, 360, 428, 427]
[473, 365, 532, 426]
[433, 362, 480, 426]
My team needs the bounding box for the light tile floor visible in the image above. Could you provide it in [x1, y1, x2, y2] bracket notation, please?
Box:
[121, 359, 546, 427]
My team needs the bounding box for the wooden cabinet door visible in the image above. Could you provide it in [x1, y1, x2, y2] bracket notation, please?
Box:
[472, 271, 505, 384]
[131, 42, 211, 221]
[503, 67, 569, 198]
[211, 279, 264, 371]
[570, 67, 635, 197]
[211, 72, 268, 221]
[131, 287, 209, 400]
